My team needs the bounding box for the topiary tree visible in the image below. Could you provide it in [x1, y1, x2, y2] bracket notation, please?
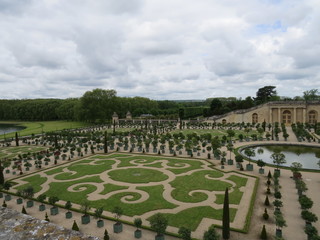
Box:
[222, 188, 230, 240]
[271, 152, 286, 170]
[45, 212, 50, 222]
[112, 206, 123, 223]
[81, 200, 91, 216]
[2, 200, 7, 207]
[264, 196, 270, 206]
[72, 220, 79, 231]
[103, 229, 110, 240]
[178, 227, 191, 240]
[260, 225, 267, 240]
[149, 213, 168, 238]
[203, 225, 220, 240]
[134, 218, 142, 231]
[299, 195, 313, 210]
[21, 205, 27, 214]
[257, 159, 266, 169]
[263, 208, 269, 220]
[301, 210, 318, 224]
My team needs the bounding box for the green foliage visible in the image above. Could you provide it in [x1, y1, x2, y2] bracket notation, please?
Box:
[260, 225, 267, 240]
[72, 220, 79, 231]
[301, 210, 318, 223]
[37, 194, 46, 203]
[94, 207, 103, 220]
[81, 200, 91, 216]
[48, 196, 59, 206]
[45, 212, 50, 222]
[299, 195, 314, 209]
[21, 205, 27, 214]
[178, 227, 192, 240]
[112, 206, 123, 222]
[223, 188, 230, 239]
[203, 225, 220, 240]
[2, 200, 7, 207]
[149, 213, 168, 236]
[264, 196, 270, 206]
[255, 86, 277, 104]
[65, 201, 72, 210]
[263, 208, 269, 220]
[134, 218, 142, 229]
[103, 229, 109, 240]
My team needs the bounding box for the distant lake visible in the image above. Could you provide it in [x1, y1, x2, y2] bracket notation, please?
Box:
[0, 124, 26, 135]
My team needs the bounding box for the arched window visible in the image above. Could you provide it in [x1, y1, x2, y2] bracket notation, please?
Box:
[282, 110, 291, 124]
[252, 113, 258, 123]
[309, 110, 318, 124]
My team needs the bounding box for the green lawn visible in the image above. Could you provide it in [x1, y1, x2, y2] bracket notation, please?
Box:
[160, 206, 237, 231]
[0, 121, 92, 139]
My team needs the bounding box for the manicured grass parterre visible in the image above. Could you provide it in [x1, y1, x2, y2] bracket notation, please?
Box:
[0, 121, 92, 139]
[11, 153, 257, 232]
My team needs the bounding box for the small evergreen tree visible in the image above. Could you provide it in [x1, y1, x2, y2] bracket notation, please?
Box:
[45, 212, 50, 222]
[21, 205, 27, 214]
[222, 188, 230, 239]
[104, 229, 110, 240]
[263, 208, 269, 220]
[72, 220, 79, 231]
[260, 225, 267, 239]
[178, 227, 192, 240]
[2, 200, 7, 207]
[264, 196, 270, 206]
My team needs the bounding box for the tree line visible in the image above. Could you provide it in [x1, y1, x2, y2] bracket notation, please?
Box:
[0, 86, 318, 122]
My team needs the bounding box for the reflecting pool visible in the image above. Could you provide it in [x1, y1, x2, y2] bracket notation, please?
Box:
[241, 144, 320, 170]
[0, 124, 26, 135]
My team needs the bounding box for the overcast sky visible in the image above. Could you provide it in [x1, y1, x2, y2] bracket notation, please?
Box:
[0, 0, 319, 100]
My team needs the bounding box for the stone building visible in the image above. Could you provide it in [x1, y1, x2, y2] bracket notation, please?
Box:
[208, 101, 320, 125]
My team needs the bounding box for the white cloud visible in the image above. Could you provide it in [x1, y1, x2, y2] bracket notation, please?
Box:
[0, 0, 319, 100]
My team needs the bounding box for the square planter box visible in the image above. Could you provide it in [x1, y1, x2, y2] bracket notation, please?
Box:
[227, 159, 234, 165]
[5, 169, 10, 174]
[134, 229, 142, 238]
[16, 198, 23, 204]
[65, 211, 72, 219]
[97, 219, 104, 228]
[81, 215, 90, 224]
[113, 223, 123, 233]
[39, 204, 46, 211]
[26, 200, 34, 208]
[5, 195, 11, 201]
[50, 206, 59, 215]
[276, 229, 282, 238]
[246, 164, 253, 171]
[259, 168, 265, 174]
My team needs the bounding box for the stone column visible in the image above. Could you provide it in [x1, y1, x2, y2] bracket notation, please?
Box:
[278, 108, 281, 123]
[303, 109, 306, 123]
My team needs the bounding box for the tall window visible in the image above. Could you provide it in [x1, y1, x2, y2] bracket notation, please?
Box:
[282, 110, 291, 124]
[252, 113, 258, 123]
[309, 110, 317, 124]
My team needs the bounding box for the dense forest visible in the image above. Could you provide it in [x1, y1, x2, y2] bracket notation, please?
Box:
[0, 87, 318, 123]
